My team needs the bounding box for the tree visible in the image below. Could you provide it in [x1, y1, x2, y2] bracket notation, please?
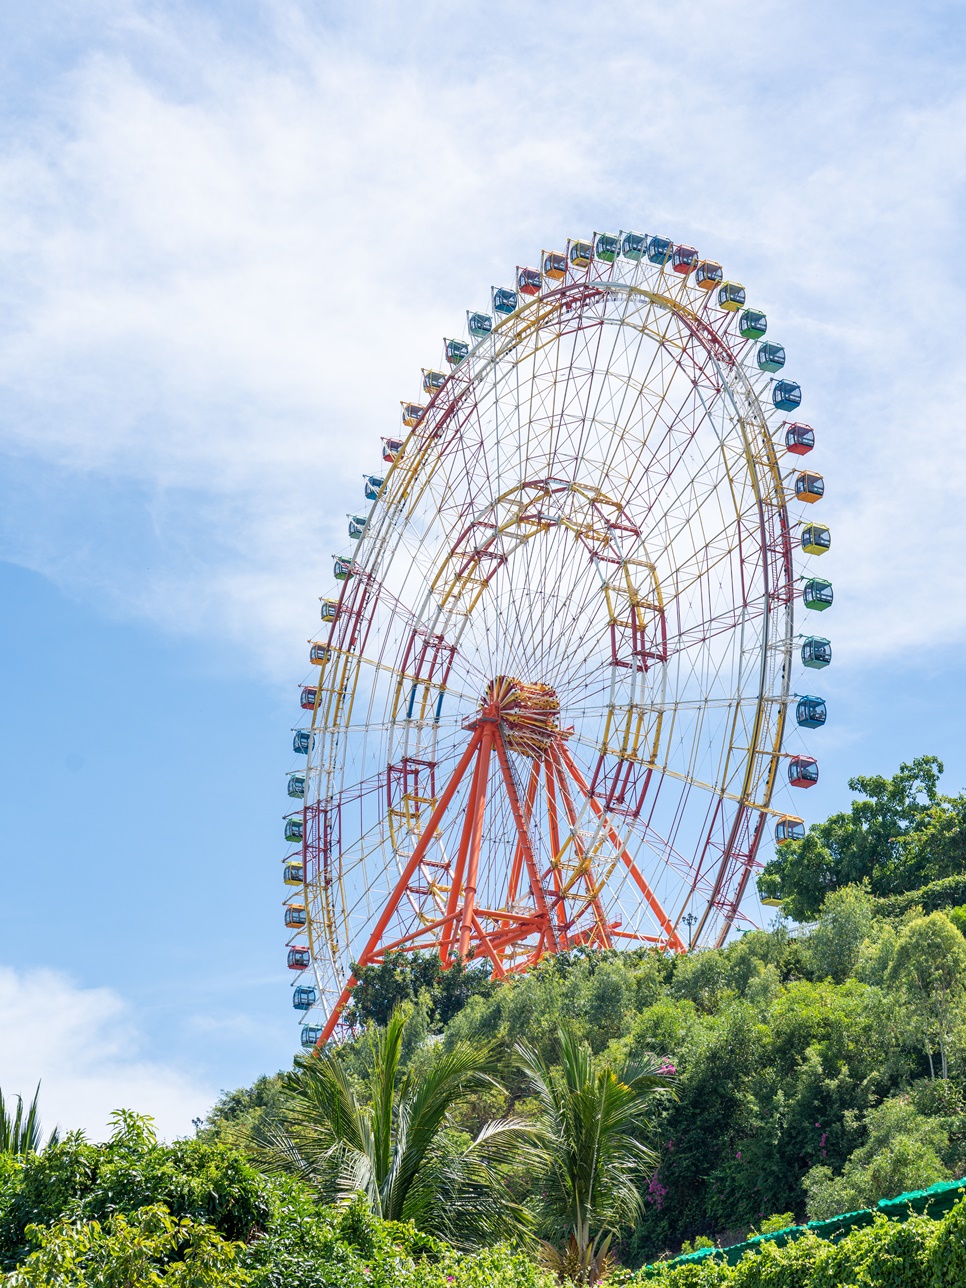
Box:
[6, 1204, 248, 1287]
[252, 1008, 534, 1248]
[757, 756, 951, 920]
[806, 885, 874, 983]
[345, 951, 495, 1031]
[886, 912, 966, 1079]
[0, 1084, 58, 1156]
[802, 1096, 949, 1220]
[517, 1029, 671, 1283]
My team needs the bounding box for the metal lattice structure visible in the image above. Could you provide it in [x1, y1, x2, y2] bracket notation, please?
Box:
[283, 233, 828, 1044]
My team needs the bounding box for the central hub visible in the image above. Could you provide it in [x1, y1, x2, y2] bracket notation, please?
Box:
[481, 675, 560, 757]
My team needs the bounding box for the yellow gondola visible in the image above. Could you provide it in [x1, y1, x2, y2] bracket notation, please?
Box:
[718, 282, 746, 311]
[801, 524, 831, 555]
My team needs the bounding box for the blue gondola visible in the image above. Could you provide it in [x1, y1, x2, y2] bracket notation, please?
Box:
[293, 729, 312, 755]
[773, 381, 802, 412]
[287, 773, 305, 799]
[622, 232, 647, 261]
[492, 287, 518, 315]
[467, 311, 493, 339]
[300, 686, 318, 710]
[285, 905, 307, 928]
[758, 342, 786, 373]
[292, 985, 316, 1010]
[287, 946, 311, 969]
[802, 636, 832, 668]
[301, 1025, 323, 1047]
[445, 339, 469, 365]
[796, 695, 827, 729]
[284, 817, 303, 843]
[647, 236, 673, 265]
[364, 475, 384, 502]
[803, 578, 833, 611]
[283, 864, 304, 886]
[348, 515, 367, 540]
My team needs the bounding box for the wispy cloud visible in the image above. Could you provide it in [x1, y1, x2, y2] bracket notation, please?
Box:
[0, 965, 214, 1140]
[0, 1, 964, 676]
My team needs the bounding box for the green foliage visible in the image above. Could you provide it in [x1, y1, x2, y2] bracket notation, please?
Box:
[805, 885, 874, 983]
[874, 873, 966, 919]
[803, 1098, 949, 1219]
[886, 913, 966, 1079]
[0, 1112, 271, 1270]
[250, 1008, 534, 1248]
[346, 952, 496, 1032]
[0, 1084, 58, 1158]
[517, 1030, 671, 1280]
[6, 1203, 249, 1287]
[757, 756, 960, 920]
[202, 1075, 289, 1147]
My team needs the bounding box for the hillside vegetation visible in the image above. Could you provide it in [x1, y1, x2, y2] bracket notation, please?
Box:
[3, 757, 966, 1285]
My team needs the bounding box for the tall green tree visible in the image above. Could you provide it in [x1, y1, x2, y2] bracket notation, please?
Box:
[517, 1029, 670, 1283]
[757, 756, 958, 919]
[253, 1009, 534, 1248]
[886, 912, 966, 1079]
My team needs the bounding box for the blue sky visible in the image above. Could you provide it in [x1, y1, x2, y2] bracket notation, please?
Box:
[2, 0, 966, 1138]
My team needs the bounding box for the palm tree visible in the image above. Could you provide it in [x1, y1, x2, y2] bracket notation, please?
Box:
[517, 1029, 671, 1283]
[255, 1008, 535, 1248]
[0, 1083, 59, 1155]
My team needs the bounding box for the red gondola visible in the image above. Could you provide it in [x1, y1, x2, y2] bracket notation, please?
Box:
[517, 267, 542, 296]
[788, 756, 819, 788]
[672, 245, 698, 274]
[785, 422, 815, 455]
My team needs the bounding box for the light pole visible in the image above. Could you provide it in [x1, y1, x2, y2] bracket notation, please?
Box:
[682, 912, 698, 951]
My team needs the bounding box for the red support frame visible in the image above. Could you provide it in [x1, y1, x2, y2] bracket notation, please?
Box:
[318, 691, 686, 1043]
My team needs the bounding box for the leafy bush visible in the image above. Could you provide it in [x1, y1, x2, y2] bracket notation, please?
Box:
[0, 1112, 270, 1270]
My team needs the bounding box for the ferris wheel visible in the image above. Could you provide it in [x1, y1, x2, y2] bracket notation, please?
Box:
[281, 231, 831, 1044]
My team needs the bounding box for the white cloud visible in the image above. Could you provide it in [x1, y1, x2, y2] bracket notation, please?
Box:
[0, 0, 964, 677]
[0, 965, 215, 1141]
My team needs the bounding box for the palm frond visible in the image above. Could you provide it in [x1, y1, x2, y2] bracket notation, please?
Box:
[0, 1083, 55, 1156]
